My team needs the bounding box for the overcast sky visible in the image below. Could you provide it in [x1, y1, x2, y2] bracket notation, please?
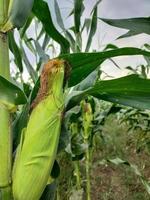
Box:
[18, 0, 150, 81]
[96, 0, 150, 78]
[47, 0, 150, 78]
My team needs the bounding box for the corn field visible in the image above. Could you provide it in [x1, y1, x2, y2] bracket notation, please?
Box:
[0, 0, 150, 199]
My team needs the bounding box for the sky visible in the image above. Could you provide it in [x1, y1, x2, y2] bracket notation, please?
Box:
[13, 0, 150, 81]
[98, 0, 150, 78]
[47, 0, 150, 79]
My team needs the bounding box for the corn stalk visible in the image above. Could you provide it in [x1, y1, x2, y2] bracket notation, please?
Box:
[81, 101, 93, 200]
[0, 1, 12, 199]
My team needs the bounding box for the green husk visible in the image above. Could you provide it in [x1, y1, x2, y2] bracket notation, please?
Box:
[13, 59, 67, 200]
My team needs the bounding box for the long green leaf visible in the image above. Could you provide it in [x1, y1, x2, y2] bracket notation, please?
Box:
[99, 17, 150, 38]
[89, 75, 150, 110]
[34, 40, 49, 63]
[8, 31, 23, 73]
[23, 34, 36, 54]
[40, 182, 57, 200]
[85, 0, 101, 52]
[13, 78, 40, 149]
[54, 0, 76, 52]
[54, 0, 65, 31]
[20, 43, 38, 83]
[13, 103, 30, 148]
[67, 74, 150, 110]
[32, 0, 70, 53]
[42, 33, 50, 51]
[61, 47, 150, 87]
[0, 76, 27, 107]
[74, 0, 85, 33]
[20, 14, 34, 38]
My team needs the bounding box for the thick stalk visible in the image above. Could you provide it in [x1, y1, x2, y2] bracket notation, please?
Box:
[0, 32, 12, 200]
[81, 101, 93, 200]
[0, 0, 10, 26]
[84, 138, 91, 200]
[0, 32, 10, 78]
[74, 161, 81, 190]
[56, 186, 60, 200]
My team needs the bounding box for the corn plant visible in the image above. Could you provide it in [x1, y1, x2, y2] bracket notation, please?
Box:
[0, 0, 150, 200]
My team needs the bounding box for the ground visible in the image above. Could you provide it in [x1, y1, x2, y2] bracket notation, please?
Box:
[57, 115, 150, 200]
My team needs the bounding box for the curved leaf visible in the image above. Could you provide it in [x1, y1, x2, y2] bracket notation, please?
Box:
[60, 47, 150, 87]
[51, 160, 60, 179]
[99, 17, 150, 38]
[32, 0, 70, 53]
[85, 0, 101, 52]
[74, 0, 85, 33]
[13, 77, 40, 149]
[20, 42, 38, 83]
[0, 76, 27, 106]
[40, 182, 56, 200]
[67, 75, 150, 110]
[54, 0, 65, 31]
[20, 14, 34, 38]
[13, 103, 30, 149]
[8, 31, 23, 72]
[89, 75, 150, 110]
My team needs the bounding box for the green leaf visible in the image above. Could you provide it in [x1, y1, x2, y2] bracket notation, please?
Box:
[118, 30, 138, 39]
[60, 47, 150, 87]
[33, 40, 49, 69]
[8, 31, 23, 73]
[22, 34, 36, 54]
[0, 76, 27, 108]
[81, 18, 91, 33]
[104, 44, 118, 50]
[67, 75, 150, 110]
[20, 42, 38, 83]
[85, 0, 101, 52]
[89, 75, 150, 110]
[20, 14, 34, 38]
[40, 182, 57, 200]
[65, 31, 76, 52]
[51, 160, 60, 179]
[13, 103, 30, 149]
[54, 0, 76, 51]
[57, 123, 70, 153]
[99, 17, 150, 38]
[74, 0, 85, 33]
[74, 69, 99, 91]
[13, 78, 40, 149]
[42, 33, 50, 51]
[54, 0, 65, 31]
[32, 0, 70, 53]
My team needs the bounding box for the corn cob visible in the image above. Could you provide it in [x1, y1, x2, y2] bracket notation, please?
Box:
[12, 59, 68, 200]
[1, 0, 34, 32]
